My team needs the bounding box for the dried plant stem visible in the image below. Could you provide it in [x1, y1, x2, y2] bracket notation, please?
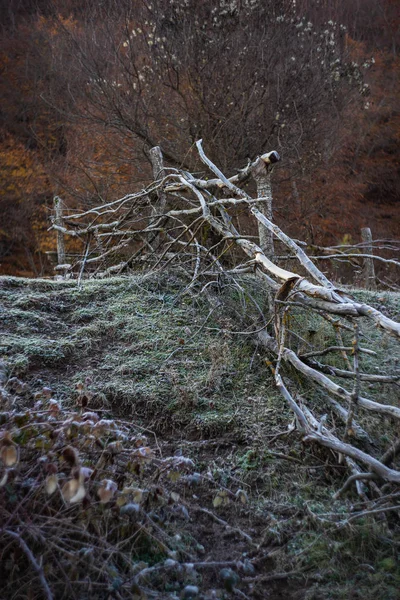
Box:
[345, 321, 360, 440]
[197, 507, 254, 545]
[2, 529, 53, 600]
[333, 473, 377, 499]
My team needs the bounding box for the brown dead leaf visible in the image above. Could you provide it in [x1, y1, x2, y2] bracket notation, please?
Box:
[97, 479, 117, 503]
[62, 446, 79, 467]
[0, 444, 19, 467]
[0, 470, 8, 487]
[45, 474, 58, 496]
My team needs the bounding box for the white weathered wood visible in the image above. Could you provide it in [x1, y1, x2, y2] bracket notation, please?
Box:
[251, 207, 333, 288]
[196, 139, 252, 200]
[45, 140, 400, 492]
[325, 397, 372, 442]
[303, 360, 399, 382]
[311, 252, 400, 267]
[257, 330, 400, 419]
[178, 184, 400, 337]
[304, 433, 400, 483]
[149, 146, 167, 215]
[301, 403, 367, 496]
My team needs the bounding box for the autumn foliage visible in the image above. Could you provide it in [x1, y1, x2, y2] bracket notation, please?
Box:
[0, 0, 399, 276]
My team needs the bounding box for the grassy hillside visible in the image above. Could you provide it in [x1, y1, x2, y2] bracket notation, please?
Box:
[0, 273, 399, 600]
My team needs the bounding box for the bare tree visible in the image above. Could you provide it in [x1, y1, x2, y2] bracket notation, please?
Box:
[41, 0, 366, 175]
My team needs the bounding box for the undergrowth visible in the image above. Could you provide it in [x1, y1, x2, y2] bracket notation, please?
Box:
[0, 273, 399, 599]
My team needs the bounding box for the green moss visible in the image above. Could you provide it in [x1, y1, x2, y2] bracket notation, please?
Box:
[378, 557, 397, 573]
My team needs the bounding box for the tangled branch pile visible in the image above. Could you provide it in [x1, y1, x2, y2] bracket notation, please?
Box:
[50, 141, 400, 495]
[3, 140, 399, 597]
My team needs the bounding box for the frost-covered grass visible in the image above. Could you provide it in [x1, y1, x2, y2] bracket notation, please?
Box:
[1, 272, 399, 599]
[0, 273, 283, 437]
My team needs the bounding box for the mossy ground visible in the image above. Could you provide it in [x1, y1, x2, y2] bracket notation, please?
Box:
[0, 273, 284, 437]
[0, 273, 399, 599]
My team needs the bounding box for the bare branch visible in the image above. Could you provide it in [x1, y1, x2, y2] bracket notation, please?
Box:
[1, 529, 53, 600]
[258, 330, 400, 419]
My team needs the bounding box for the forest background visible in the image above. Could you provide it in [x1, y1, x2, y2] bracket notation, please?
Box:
[0, 0, 399, 278]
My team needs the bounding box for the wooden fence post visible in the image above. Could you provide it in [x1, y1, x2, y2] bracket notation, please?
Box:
[149, 146, 167, 212]
[361, 227, 376, 290]
[251, 151, 280, 260]
[149, 146, 167, 251]
[53, 196, 66, 266]
[251, 151, 280, 314]
[253, 167, 274, 259]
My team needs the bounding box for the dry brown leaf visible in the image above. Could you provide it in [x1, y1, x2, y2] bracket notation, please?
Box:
[62, 446, 79, 467]
[69, 484, 86, 504]
[62, 468, 86, 503]
[45, 474, 58, 496]
[48, 400, 60, 414]
[107, 441, 122, 453]
[235, 489, 248, 504]
[134, 436, 147, 448]
[82, 411, 100, 423]
[0, 444, 19, 467]
[117, 487, 145, 506]
[97, 479, 117, 503]
[132, 488, 144, 504]
[61, 478, 80, 502]
[132, 447, 154, 463]
[213, 490, 230, 508]
[0, 431, 12, 444]
[170, 491, 180, 503]
[116, 495, 127, 508]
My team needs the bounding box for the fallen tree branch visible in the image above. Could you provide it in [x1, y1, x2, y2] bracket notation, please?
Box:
[303, 433, 400, 483]
[303, 359, 399, 383]
[182, 150, 400, 336]
[258, 330, 400, 420]
[48, 140, 400, 498]
[380, 439, 400, 467]
[251, 207, 333, 288]
[333, 473, 377, 499]
[300, 346, 377, 359]
[324, 396, 372, 442]
[312, 253, 400, 267]
[300, 403, 367, 498]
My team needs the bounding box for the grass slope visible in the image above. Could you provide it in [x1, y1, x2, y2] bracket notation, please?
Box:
[0, 273, 399, 599]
